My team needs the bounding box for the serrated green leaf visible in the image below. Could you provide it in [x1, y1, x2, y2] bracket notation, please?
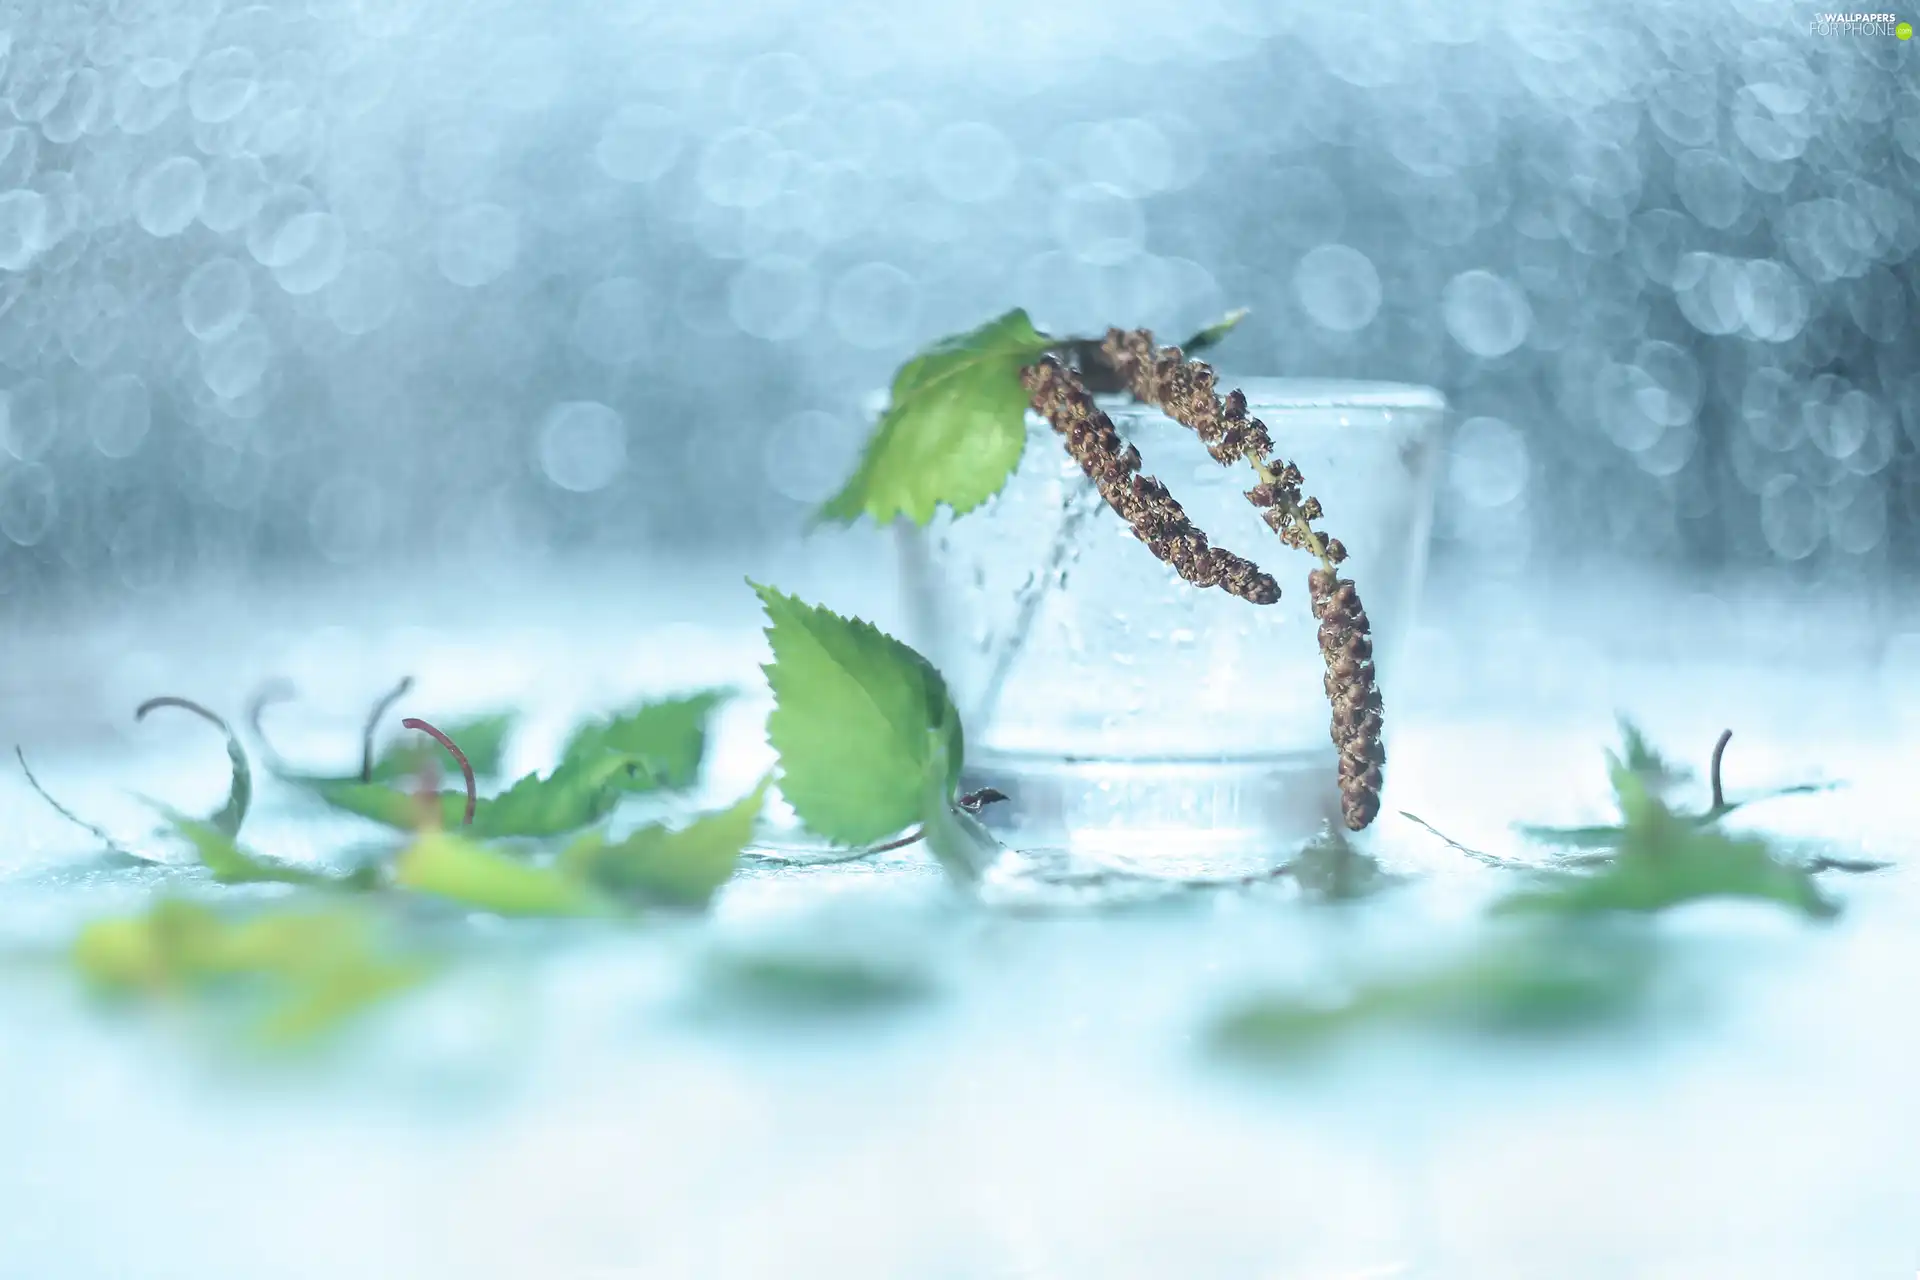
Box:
[1495, 766, 1835, 920]
[308, 778, 454, 830]
[753, 582, 964, 846]
[817, 308, 1053, 526]
[309, 751, 647, 839]
[1179, 306, 1251, 354]
[394, 831, 611, 917]
[558, 690, 728, 793]
[562, 776, 769, 908]
[469, 752, 642, 837]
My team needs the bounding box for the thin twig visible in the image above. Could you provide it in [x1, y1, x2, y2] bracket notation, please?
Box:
[1397, 810, 1520, 868]
[245, 679, 299, 775]
[1709, 728, 1732, 813]
[401, 717, 474, 826]
[362, 676, 415, 782]
[14, 747, 143, 860]
[744, 788, 1010, 866]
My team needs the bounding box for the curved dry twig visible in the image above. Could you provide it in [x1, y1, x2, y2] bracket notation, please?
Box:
[400, 716, 475, 826]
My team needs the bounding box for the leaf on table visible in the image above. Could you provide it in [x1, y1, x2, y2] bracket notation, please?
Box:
[557, 689, 730, 794]
[393, 830, 612, 917]
[135, 697, 253, 839]
[1208, 929, 1664, 1059]
[310, 750, 647, 839]
[1517, 722, 1841, 852]
[151, 807, 357, 890]
[816, 308, 1054, 526]
[1494, 765, 1837, 920]
[1179, 306, 1251, 355]
[71, 897, 430, 1045]
[561, 775, 769, 909]
[753, 581, 965, 847]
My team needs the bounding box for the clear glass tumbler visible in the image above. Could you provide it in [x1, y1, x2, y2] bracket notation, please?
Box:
[894, 378, 1446, 872]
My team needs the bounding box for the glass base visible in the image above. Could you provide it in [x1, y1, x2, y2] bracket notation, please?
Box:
[961, 747, 1341, 878]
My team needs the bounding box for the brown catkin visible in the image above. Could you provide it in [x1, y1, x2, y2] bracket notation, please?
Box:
[1097, 328, 1387, 831]
[1020, 357, 1280, 606]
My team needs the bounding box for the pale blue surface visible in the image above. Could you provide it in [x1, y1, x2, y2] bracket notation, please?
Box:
[0, 553, 1915, 1278]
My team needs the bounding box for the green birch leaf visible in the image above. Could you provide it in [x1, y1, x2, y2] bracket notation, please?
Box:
[310, 752, 646, 838]
[1179, 306, 1251, 354]
[817, 308, 1054, 526]
[1495, 766, 1836, 920]
[561, 775, 769, 908]
[752, 582, 964, 846]
[557, 690, 729, 792]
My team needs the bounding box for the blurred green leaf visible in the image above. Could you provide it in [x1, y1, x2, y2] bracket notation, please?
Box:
[153, 807, 358, 890]
[558, 690, 729, 794]
[753, 581, 964, 847]
[1497, 765, 1836, 920]
[72, 898, 430, 1046]
[310, 751, 649, 839]
[817, 308, 1054, 526]
[1179, 306, 1251, 355]
[699, 948, 935, 1014]
[394, 831, 612, 917]
[1209, 929, 1663, 1059]
[562, 775, 769, 908]
[1614, 716, 1689, 795]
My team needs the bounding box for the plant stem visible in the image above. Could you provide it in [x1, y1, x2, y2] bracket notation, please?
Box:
[1708, 728, 1732, 813]
[401, 717, 475, 826]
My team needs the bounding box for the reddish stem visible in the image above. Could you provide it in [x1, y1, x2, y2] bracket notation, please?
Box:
[401, 716, 475, 826]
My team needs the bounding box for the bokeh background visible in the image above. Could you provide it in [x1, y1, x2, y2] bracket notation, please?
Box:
[0, 0, 1912, 607]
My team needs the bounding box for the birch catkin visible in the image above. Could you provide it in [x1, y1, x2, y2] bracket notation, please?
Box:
[1083, 329, 1388, 831]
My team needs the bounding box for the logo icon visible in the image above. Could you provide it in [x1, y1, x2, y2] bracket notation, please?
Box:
[1899, 19, 1913, 36]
